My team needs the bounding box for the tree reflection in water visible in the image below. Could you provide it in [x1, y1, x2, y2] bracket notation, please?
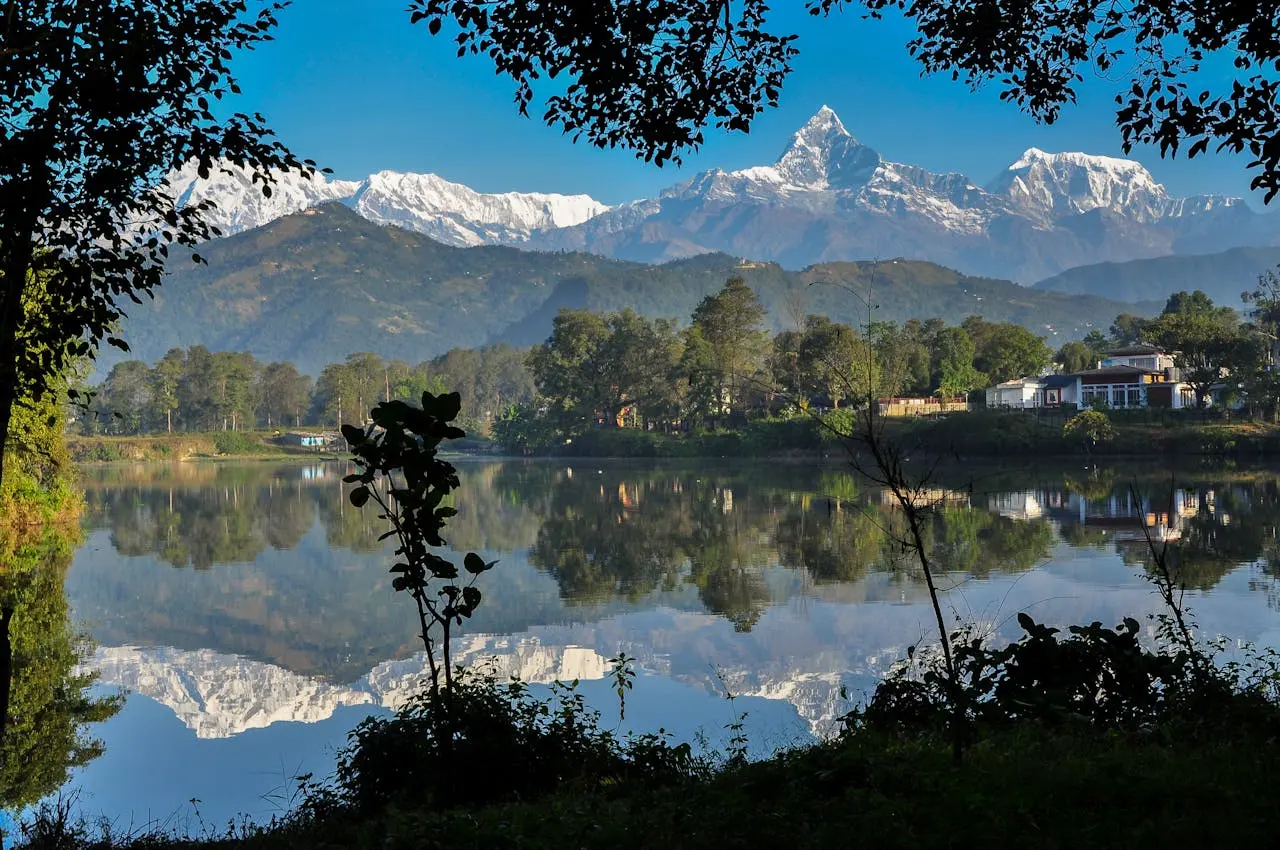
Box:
[1, 520, 120, 812]
[74, 461, 1280, 658]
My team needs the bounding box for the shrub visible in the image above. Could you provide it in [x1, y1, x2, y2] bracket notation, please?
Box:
[212, 431, 264, 455]
[335, 668, 700, 813]
[1063, 410, 1115, 452]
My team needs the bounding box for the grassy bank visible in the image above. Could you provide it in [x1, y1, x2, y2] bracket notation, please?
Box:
[68, 431, 500, 463]
[888, 409, 1280, 457]
[504, 410, 1280, 459]
[66, 432, 341, 463]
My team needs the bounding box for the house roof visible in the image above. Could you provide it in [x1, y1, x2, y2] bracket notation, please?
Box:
[1072, 364, 1161, 378]
[1041, 375, 1077, 388]
[1106, 344, 1164, 357]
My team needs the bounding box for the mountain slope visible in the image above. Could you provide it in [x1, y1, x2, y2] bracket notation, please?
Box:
[1033, 246, 1280, 306]
[104, 205, 1154, 375]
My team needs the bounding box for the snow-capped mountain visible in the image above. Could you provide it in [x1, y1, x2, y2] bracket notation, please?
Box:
[988, 147, 1239, 223]
[162, 161, 363, 236]
[164, 161, 609, 247]
[165, 106, 1278, 281]
[529, 106, 1276, 280]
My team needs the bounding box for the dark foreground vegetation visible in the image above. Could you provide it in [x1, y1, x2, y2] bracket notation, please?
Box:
[16, 607, 1280, 849]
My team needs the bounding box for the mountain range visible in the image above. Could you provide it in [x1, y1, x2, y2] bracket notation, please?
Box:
[167, 106, 1278, 283]
[106, 204, 1156, 375]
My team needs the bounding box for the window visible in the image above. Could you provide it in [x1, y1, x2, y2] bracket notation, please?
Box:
[1127, 387, 1142, 408]
[1112, 388, 1126, 408]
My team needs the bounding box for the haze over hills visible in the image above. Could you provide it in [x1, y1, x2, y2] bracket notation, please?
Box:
[1033, 246, 1280, 307]
[166, 107, 1278, 283]
[104, 204, 1157, 375]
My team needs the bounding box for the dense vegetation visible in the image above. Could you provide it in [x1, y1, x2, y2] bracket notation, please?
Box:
[80, 344, 532, 438]
[501, 278, 1054, 452]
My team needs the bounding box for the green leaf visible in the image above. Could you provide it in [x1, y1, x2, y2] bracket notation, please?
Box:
[350, 486, 371, 508]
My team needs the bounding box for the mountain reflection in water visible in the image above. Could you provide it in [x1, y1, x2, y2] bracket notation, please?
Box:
[46, 459, 1280, 825]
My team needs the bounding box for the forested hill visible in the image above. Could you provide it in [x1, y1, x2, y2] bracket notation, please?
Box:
[107, 203, 1152, 375]
[1032, 246, 1280, 306]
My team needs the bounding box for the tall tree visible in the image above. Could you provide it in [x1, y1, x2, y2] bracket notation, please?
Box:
[93, 360, 151, 435]
[969, 322, 1052, 384]
[258, 362, 312, 429]
[0, 1, 316, 487]
[528, 309, 613, 429]
[687, 278, 769, 419]
[149, 348, 185, 434]
[1147, 292, 1252, 407]
[797, 315, 863, 408]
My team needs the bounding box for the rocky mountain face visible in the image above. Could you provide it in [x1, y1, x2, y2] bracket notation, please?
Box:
[166, 107, 1277, 283]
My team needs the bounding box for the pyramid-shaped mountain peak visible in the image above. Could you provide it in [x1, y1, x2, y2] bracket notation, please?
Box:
[773, 106, 878, 189]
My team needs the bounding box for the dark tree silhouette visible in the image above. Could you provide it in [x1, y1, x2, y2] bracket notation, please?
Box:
[412, 1, 1280, 198]
[0, 1, 319, 486]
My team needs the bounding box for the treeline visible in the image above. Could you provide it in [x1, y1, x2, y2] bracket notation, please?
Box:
[497, 277, 1054, 451]
[88, 275, 1279, 445]
[80, 344, 534, 436]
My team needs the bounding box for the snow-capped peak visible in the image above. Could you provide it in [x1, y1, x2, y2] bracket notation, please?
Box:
[727, 105, 881, 191]
[991, 147, 1172, 221]
[164, 160, 611, 247]
[349, 170, 610, 247]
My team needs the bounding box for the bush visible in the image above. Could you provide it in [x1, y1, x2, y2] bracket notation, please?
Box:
[334, 669, 701, 813]
[211, 431, 265, 455]
[851, 613, 1280, 741]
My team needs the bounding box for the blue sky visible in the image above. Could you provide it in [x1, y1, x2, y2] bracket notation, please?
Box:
[228, 0, 1260, 206]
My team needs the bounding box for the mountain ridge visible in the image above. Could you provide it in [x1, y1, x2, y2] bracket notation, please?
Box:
[165, 106, 1278, 283]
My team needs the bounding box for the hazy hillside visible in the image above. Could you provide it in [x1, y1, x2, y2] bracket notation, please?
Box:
[105, 204, 1156, 374]
[1033, 246, 1280, 306]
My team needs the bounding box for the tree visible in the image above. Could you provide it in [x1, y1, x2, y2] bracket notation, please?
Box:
[258, 362, 312, 429]
[149, 348, 185, 434]
[928, 327, 979, 393]
[1241, 269, 1280, 418]
[527, 309, 613, 429]
[1147, 291, 1252, 407]
[797, 315, 862, 408]
[409, 1, 1280, 200]
[1064, 410, 1115, 455]
[969, 322, 1052, 385]
[600, 310, 682, 426]
[314, 362, 359, 430]
[686, 278, 769, 420]
[1109, 314, 1149, 347]
[93, 361, 151, 435]
[213, 351, 260, 431]
[1056, 340, 1098, 375]
[0, 1, 317, 487]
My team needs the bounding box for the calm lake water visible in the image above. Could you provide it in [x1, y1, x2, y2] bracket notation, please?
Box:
[24, 458, 1280, 827]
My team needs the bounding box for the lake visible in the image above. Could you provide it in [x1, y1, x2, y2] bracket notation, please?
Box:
[17, 458, 1280, 829]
